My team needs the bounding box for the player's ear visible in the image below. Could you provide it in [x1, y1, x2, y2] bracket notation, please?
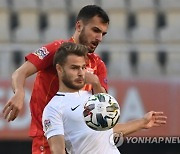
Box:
[56, 64, 63, 73]
[76, 20, 83, 32]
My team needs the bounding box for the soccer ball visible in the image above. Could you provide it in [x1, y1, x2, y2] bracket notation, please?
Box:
[83, 93, 120, 131]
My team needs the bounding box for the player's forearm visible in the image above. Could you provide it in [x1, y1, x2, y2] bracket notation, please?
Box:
[92, 79, 106, 94]
[85, 72, 107, 94]
[12, 69, 26, 95]
[12, 61, 37, 93]
[113, 118, 145, 136]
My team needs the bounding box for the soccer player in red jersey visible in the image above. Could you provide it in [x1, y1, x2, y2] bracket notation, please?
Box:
[3, 5, 109, 154]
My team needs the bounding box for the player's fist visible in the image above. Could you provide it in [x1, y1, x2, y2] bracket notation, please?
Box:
[3, 92, 24, 122]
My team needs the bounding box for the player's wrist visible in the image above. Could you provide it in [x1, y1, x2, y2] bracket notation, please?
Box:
[141, 117, 149, 129]
[14, 89, 25, 97]
[91, 75, 100, 86]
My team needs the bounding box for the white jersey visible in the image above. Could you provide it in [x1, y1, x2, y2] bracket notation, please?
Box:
[42, 91, 120, 154]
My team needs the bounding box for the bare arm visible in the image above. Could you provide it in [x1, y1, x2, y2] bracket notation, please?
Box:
[113, 111, 167, 136]
[85, 72, 106, 94]
[3, 61, 37, 121]
[48, 135, 66, 154]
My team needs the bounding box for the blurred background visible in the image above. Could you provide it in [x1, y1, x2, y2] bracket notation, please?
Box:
[0, 0, 180, 153]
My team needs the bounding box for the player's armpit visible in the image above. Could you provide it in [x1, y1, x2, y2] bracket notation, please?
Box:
[48, 135, 66, 154]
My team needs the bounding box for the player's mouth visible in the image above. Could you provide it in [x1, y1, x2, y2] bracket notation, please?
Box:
[89, 42, 99, 51]
[92, 42, 98, 48]
[75, 78, 84, 83]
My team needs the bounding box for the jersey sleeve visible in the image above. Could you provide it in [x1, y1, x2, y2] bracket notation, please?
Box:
[25, 40, 63, 71]
[42, 103, 64, 140]
[96, 58, 108, 92]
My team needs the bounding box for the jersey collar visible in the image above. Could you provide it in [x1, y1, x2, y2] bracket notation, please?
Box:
[69, 37, 76, 43]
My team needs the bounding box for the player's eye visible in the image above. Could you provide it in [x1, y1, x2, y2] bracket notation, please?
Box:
[93, 28, 101, 33]
[102, 32, 107, 36]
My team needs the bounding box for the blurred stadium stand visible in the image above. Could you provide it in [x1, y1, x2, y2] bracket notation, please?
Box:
[0, 0, 179, 79]
[0, 0, 180, 153]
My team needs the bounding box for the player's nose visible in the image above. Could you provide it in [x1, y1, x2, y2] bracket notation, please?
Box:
[78, 67, 85, 75]
[96, 33, 103, 42]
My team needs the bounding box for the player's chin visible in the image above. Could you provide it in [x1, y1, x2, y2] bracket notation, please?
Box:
[74, 82, 85, 89]
[88, 46, 95, 53]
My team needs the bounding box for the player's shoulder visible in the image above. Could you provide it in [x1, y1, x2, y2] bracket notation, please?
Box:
[54, 39, 66, 45]
[46, 93, 66, 110]
[88, 53, 104, 64]
[88, 53, 101, 59]
[47, 39, 74, 50]
[47, 39, 66, 47]
[37, 39, 66, 55]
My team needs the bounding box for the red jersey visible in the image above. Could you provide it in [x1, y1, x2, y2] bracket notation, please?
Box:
[25, 38, 108, 137]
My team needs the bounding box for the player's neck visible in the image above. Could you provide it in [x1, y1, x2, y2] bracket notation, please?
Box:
[58, 88, 79, 93]
[72, 33, 79, 44]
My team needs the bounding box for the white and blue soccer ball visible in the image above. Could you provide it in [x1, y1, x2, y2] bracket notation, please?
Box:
[83, 93, 120, 131]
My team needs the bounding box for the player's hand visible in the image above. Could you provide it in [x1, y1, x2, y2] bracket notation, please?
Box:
[85, 71, 99, 85]
[85, 71, 106, 93]
[2, 91, 24, 122]
[143, 111, 167, 129]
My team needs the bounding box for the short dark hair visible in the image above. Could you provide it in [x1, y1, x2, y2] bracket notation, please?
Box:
[76, 5, 109, 24]
[53, 42, 88, 66]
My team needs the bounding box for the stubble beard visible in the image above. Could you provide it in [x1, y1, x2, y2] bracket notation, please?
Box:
[79, 28, 94, 53]
[62, 72, 85, 91]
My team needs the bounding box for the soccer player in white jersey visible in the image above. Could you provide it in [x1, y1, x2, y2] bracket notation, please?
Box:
[42, 42, 167, 154]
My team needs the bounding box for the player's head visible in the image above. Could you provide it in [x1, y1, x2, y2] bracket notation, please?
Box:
[74, 5, 109, 53]
[54, 42, 88, 91]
